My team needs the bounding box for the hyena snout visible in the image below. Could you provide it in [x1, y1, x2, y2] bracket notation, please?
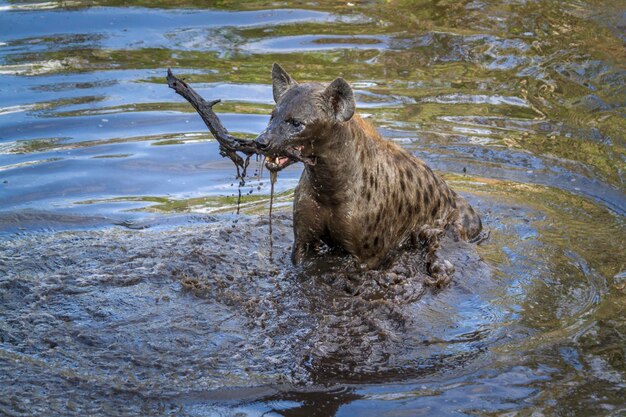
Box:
[254, 128, 289, 153]
[255, 129, 271, 150]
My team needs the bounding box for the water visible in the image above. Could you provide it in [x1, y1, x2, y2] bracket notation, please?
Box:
[0, 0, 625, 415]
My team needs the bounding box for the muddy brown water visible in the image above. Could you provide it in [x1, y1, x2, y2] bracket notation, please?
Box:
[1, 1, 625, 416]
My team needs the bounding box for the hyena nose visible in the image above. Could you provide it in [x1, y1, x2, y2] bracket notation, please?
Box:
[254, 129, 271, 149]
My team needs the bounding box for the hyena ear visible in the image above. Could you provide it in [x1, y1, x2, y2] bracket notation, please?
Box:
[272, 63, 297, 103]
[323, 77, 355, 122]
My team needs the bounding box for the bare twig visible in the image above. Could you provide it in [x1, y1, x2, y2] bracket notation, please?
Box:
[166, 69, 263, 175]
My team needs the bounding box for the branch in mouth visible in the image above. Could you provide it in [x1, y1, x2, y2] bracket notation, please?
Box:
[166, 69, 263, 174]
[167, 69, 316, 175]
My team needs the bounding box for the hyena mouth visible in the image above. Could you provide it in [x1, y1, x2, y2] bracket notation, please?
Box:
[264, 146, 316, 172]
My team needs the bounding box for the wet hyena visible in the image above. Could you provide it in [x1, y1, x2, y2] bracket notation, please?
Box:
[255, 64, 482, 285]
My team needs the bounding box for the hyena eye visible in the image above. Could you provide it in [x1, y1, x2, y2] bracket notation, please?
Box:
[286, 119, 303, 128]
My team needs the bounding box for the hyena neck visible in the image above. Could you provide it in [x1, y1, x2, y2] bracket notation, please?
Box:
[304, 115, 376, 207]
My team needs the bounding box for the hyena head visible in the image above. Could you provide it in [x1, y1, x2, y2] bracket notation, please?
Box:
[255, 63, 356, 170]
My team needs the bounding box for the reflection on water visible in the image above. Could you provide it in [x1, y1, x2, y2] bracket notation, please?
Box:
[0, 0, 624, 415]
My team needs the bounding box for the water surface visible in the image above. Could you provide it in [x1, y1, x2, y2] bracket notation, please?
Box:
[0, 0, 625, 416]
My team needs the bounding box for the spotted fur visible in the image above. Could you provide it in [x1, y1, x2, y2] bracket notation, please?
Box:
[256, 64, 482, 285]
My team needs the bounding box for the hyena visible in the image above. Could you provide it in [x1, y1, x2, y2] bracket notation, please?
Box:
[255, 64, 482, 285]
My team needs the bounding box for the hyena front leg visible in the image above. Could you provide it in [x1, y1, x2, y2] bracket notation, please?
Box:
[291, 187, 326, 265]
[417, 224, 455, 287]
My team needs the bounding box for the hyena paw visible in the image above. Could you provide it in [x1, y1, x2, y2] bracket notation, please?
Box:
[426, 259, 455, 287]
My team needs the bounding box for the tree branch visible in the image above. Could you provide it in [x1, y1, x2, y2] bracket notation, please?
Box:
[166, 69, 263, 174]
